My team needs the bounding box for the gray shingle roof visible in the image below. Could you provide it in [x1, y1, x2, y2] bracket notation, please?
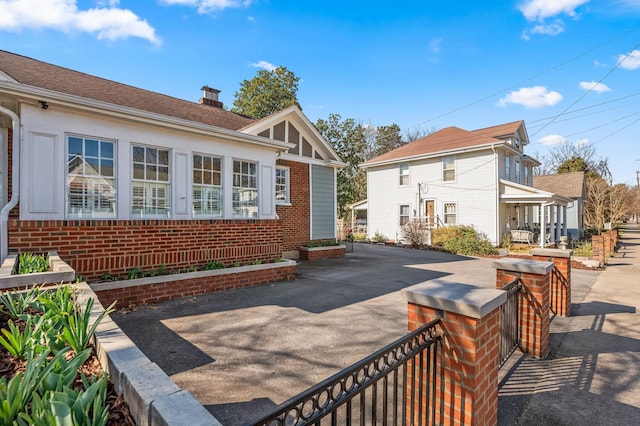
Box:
[533, 171, 586, 199]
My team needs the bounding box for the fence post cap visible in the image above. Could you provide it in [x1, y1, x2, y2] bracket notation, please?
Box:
[403, 279, 507, 319]
[492, 258, 554, 275]
[530, 248, 573, 258]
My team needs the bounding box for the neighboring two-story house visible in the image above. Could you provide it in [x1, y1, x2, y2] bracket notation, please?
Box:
[361, 121, 571, 247]
[0, 50, 343, 280]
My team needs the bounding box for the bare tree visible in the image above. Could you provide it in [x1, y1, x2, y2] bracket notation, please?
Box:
[584, 176, 609, 232]
[533, 140, 610, 179]
[609, 183, 633, 226]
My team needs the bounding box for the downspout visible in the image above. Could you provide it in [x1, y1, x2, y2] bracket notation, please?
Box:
[0, 106, 20, 262]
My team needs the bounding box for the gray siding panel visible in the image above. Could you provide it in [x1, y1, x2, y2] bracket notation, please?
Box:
[311, 165, 335, 239]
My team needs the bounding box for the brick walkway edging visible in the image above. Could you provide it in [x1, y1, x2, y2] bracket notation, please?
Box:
[76, 282, 221, 426]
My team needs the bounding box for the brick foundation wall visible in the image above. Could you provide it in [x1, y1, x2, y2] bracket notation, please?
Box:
[9, 219, 283, 280]
[276, 160, 311, 252]
[94, 264, 296, 307]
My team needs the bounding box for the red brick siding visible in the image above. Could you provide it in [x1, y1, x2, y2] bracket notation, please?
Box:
[94, 265, 296, 307]
[276, 159, 312, 252]
[8, 219, 283, 280]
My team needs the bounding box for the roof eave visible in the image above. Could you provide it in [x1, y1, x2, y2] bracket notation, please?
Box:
[361, 141, 505, 169]
[1, 80, 295, 151]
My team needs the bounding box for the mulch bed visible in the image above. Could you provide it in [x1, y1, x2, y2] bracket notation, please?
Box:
[0, 311, 136, 425]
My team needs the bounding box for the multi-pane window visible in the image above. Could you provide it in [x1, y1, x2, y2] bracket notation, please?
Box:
[505, 156, 511, 179]
[66, 135, 116, 218]
[399, 204, 410, 227]
[399, 163, 410, 186]
[193, 154, 222, 217]
[444, 203, 457, 225]
[275, 167, 290, 204]
[515, 159, 521, 183]
[443, 157, 455, 182]
[233, 160, 258, 218]
[131, 145, 170, 217]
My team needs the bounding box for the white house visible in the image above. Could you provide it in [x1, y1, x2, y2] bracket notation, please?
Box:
[0, 49, 343, 280]
[361, 121, 571, 247]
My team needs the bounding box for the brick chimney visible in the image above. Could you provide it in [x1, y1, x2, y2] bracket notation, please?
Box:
[199, 86, 223, 108]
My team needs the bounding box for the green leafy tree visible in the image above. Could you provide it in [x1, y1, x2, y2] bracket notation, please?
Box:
[315, 114, 367, 218]
[370, 124, 404, 159]
[232, 66, 301, 119]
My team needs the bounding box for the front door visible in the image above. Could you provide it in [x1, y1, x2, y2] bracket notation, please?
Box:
[425, 200, 435, 227]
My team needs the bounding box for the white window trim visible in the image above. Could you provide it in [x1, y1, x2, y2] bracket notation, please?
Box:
[443, 201, 457, 225]
[275, 166, 291, 205]
[399, 163, 410, 187]
[399, 203, 411, 227]
[232, 158, 259, 219]
[192, 152, 223, 218]
[131, 143, 171, 219]
[65, 133, 117, 219]
[442, 156, 456, 183]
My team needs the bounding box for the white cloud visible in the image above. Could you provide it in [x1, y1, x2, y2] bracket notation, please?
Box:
[538, 134, 566, 145]
[529, 20, 565, 36]
[518, 0, 589, 21]
[429, 37, 442, 54]
[579, 81, 611, 93]
[497, 86, 563, 108]
[251, 60, 276, 71]
[618, 49, 640, 70]
[0, 0, 159, 44]
[160, 0, 252, 14]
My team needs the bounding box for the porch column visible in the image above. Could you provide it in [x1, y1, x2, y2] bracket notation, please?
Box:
[562, 206, 568, 237]
[549, 205, 556, 245]
[539, 203, 547, 247]
[555, 205, 562, 242]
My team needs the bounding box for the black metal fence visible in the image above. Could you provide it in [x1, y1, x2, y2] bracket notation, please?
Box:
[246, 319, 443, 426]
[549, 267, 568, 316]
[499, 277, 523, 369]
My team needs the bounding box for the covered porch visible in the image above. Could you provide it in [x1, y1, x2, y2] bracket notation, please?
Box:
[499, 179, 572, 248]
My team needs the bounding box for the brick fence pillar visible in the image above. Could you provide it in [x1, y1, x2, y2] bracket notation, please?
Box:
[404, 280, 507, 426]
[531, 248, 573, 317]
[603, 231, 612, 257]
[591, 234, 605, 266]
[493, 259, 554, 359]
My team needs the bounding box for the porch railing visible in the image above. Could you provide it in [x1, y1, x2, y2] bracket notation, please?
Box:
[499, 277, 523, 369]
[245, 319, 442, 426]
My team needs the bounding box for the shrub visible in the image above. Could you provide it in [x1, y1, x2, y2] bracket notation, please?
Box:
[432, 225, 498, 256]
[371, 231, 387, 243]
[16, 253, 48, 275]
[401, 218, 430, 248]
[431, 226, 461, 247]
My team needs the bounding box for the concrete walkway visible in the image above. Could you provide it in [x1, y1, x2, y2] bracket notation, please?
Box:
[499, 224, 640, 425]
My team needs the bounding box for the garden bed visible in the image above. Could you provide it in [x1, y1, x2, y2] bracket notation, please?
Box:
[299, 245, 346, 261]
[91, 259, 297, 308]
[0, 252, 75, 290]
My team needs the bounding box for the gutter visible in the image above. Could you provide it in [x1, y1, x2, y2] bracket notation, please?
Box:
[492, 144, 499, 245]
[0, 105, 19, 262]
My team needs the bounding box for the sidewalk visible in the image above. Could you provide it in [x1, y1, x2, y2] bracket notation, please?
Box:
[499, 224, 640, 425]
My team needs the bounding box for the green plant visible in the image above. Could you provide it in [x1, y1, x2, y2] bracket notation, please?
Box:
[204, 260, 226, 270]
[251, 260, 262, 265]
[233, 261, 241, 267]
[16, 253, 49, 275]
[502, 232, 513, 249]
[126, 268, 142, 280]
[0, 285, 41, 320]
[0, 316, 49, 360]
[157, 265, 168, 275]
[434, 225, 497, 256]
[98, 273, 116, 282]
[305, 240, 340, 248]
[372, 231, 387, 243]
[59, 298, 116, 353]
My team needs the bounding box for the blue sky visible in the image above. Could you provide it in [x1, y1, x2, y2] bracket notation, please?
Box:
[1, 0, 639, 185]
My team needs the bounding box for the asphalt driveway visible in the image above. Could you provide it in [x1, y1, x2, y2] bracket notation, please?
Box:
[111, 243, 514, 424]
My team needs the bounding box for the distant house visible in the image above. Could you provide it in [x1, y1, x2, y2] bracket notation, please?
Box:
[533, 172, 586, 239]
[0, 49, 344, 280]
[361, 121, 572, 247]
